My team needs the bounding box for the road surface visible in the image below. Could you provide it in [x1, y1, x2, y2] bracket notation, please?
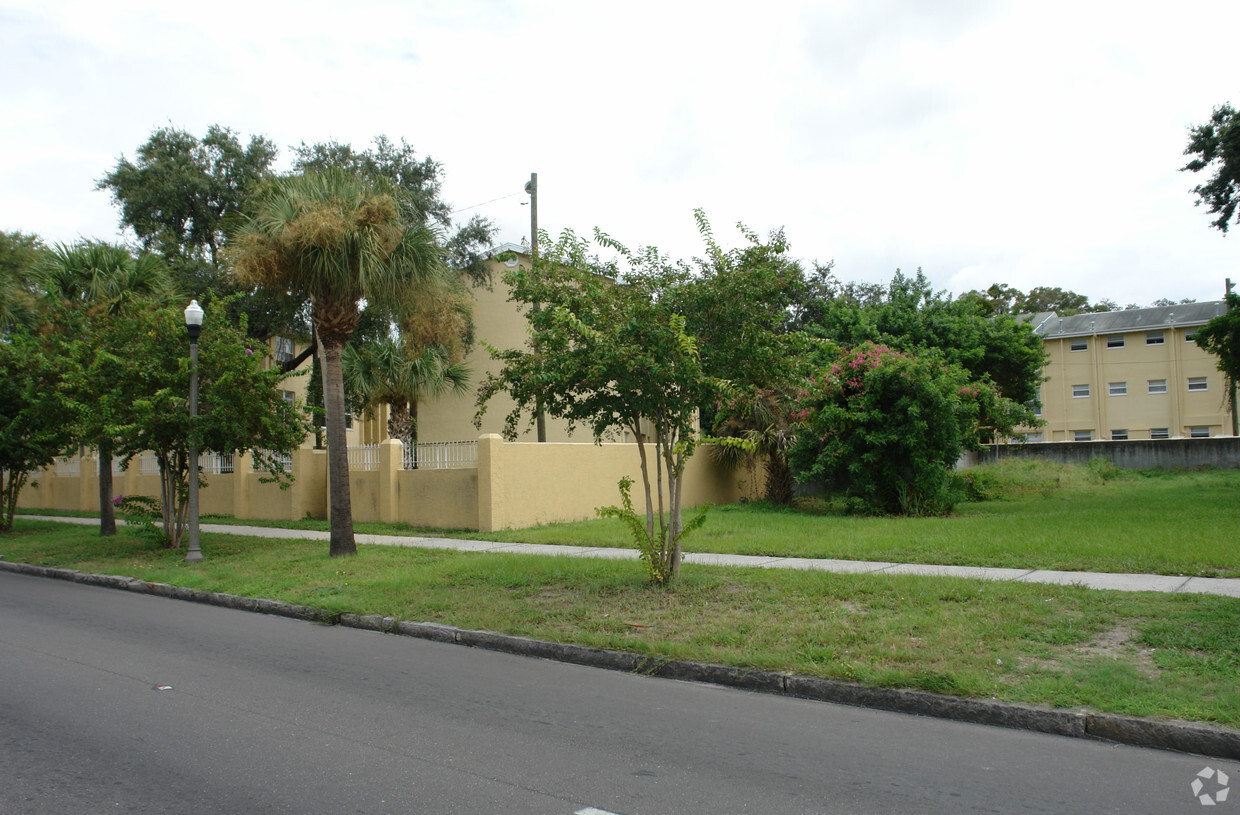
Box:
[0, 570, 1231, 813]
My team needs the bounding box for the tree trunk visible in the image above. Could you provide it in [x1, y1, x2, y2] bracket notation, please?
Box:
[764, 451, 795, 506]
[388, 401, 413, 449]
[320, 335, 357, 557]
[98, 440, 116, 536]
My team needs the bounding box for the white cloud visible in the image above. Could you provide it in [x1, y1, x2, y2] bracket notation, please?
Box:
[2, 0, 1237, 306]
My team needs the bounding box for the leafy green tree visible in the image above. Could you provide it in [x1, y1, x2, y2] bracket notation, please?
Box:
[0, 230, 44, 332]
[476, 228, 719, 585]
[89, 302, 308, 547]
[1194, 292, 1240, 434]
[810, 270, 1044, 420]
[228, 169, 449, 557]
[790, 344, 995, 516]
[0, 328, 81, 531]
[1183, 103, 1240, 234]
[95, 125, 308, 345]
[97, 125, 277, 272]
[35, 241, 173, 535]
[667, 211, 813, 504]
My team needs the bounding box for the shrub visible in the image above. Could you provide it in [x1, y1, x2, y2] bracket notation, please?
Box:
[790, 344, 985, 516]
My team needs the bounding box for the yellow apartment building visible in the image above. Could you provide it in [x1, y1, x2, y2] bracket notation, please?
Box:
[1021, 301, 1234, 442]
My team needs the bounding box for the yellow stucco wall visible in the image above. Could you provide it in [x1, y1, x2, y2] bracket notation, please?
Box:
[20, 438, 750, 533]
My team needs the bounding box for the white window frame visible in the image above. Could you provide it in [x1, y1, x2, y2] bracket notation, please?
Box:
[1189, 426, 1210, 438]
[1111, 430, 1129, 441]
[1073, 430, 1092, 442]
[1022, 432, 1043, 443]
[1187, 377, 1208, 392]
[1069, 338, 1088, 352]
[1150, 428, 1170, 440]
[1145, 332, 1164, 345]
[1186, 330, 1198, 343]
[1147, 379, 1167, 394]
[1108, 382, 1127, 397]
[275, 336, 295, 365]
[1106, 335, 1125, 349]
[1072, 384, 1090, 398]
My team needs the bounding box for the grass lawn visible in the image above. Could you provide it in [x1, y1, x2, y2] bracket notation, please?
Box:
[19, 462, 1240, 577]
[485, 465, 1240, 577]
[3, 516, 1239, 729]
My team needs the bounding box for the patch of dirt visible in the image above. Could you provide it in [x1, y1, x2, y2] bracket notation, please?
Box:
[1074, 625, 1161, 679]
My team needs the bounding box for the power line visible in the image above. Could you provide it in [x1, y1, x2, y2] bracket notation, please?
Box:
[450, 191, 523, 215]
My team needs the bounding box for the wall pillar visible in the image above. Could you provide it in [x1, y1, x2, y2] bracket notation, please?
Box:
[378, 438, 401, 524]
[233, 451, 253, 520]
[476, 434, 505, 532]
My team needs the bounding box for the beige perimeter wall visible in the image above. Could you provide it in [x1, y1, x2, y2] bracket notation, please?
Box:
[20, 437, 753, 533]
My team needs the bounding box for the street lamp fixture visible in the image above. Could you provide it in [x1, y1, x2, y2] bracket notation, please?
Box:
[184, 300, 204, 563]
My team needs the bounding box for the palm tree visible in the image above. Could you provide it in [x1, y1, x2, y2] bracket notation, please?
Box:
[228, 170, 448, 556]
[35, 241, 172, 534]
[343, 336, 470, 455]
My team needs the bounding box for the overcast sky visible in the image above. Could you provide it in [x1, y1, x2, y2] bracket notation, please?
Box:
[2, 0, 1237, 307]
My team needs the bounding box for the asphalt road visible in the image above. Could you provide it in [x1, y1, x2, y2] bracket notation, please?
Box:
[1, 570, 1232, 814]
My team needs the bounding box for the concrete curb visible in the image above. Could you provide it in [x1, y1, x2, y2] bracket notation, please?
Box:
[4, 557, 1238, 760]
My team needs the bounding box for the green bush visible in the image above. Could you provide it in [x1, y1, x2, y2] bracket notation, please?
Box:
[790, 344, 1000, 516]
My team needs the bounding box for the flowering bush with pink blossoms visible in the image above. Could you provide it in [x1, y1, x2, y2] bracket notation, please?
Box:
[790, 343, 1022, 516]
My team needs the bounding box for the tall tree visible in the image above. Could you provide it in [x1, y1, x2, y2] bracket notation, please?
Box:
[292, 136, 497, 286]
[477, 228, 720, 585]
[94, 302, 309, 548]
[97, 125, 277, 272]
[0, 327, 80, 531]
[228, 169, 450, 557]
[343, 336, 470, 452]
[0, 230, 44, 332]
[809, 270, 1044, 417]
[1183, 103, 1240, 234]
[1193, 291, 1240, 435]
[667, 211, 812, 504]
[34, 241, 173, 535]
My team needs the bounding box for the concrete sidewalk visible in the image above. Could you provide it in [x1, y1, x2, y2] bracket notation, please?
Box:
[21, 514, 1240, 599]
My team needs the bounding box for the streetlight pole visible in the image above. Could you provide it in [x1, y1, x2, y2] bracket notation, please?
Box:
[184, 300, 204, 563]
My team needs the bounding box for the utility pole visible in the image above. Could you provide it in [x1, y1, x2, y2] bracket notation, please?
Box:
[1228, 279, 1238, 437]
[526, 172, 547, 442]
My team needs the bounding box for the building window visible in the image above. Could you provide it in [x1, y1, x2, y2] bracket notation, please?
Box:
[281, 390, 295, 405]
[275, 336, 295, 366]
[345, 413, 354, 430]
[1032, 402, 1042, 417]
[1070, 338, 1088, 351]
[1145, 331, 1165, 345]
[1190, 426, 1210, 438]
[1186, 330, 1198, 343]
[1074, 430, 1092, 442]
[1106, 335, 1125, 349]
[1111, 429, 1128, 441]
[1150, 428, 1170, 440]
[1022, 432, 1043, 443]
[1072, 384, 1090, 398]
[1108, 382, 1127, 397]
[1148, 379, 1167, 394]
[1188, 377, 1209, 392]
